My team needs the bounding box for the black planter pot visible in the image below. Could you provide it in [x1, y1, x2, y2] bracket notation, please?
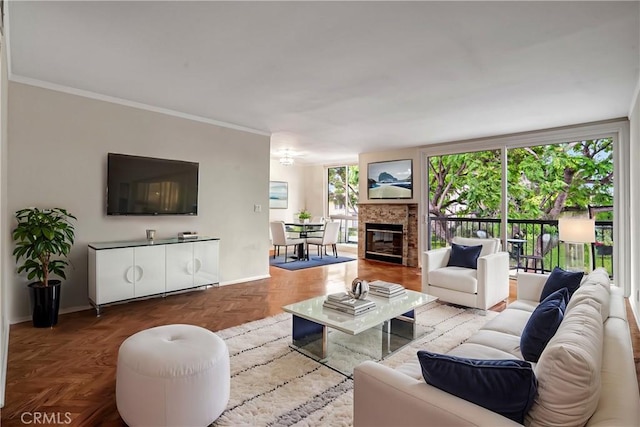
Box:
[28, 280, 61, 328]
[596, 245, 613, 256]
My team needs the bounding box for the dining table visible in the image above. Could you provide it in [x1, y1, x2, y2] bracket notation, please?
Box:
[284, 222, 325, 260]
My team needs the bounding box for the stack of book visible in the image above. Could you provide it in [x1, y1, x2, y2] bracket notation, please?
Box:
[368, 280, 407, 298]
[323, 293, 376, 316]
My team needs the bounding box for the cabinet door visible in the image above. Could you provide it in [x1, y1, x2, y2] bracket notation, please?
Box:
[165, 243, 194, 292]
[193, 240, 219, 286]
[95, 248, 135, 304]
[134, 245, 166, 297]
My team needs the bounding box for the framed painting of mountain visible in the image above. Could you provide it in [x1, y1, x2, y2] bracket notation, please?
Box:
[367, 159, 413, 199]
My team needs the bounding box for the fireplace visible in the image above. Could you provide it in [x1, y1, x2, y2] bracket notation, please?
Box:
[365, 223, 404, 264]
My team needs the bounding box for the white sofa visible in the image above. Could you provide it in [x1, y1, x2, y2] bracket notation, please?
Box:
[423, 237, 510, 310]
[354, 268, 640, 426]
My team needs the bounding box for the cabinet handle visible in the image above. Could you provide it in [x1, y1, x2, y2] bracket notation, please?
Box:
[194, 258, 202, 273]
[135, 266, 143, 282]
[186, 260, 194, 275]
[125, 266, 135, 284]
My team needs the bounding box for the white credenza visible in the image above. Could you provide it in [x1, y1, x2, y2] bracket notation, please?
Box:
[88, 237, 220, 315]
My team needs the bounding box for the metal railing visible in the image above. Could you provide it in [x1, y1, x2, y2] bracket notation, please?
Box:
[429, 217, 613, 277]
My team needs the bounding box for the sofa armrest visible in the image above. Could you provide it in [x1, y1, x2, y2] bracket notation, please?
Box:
[354, 361, 521, 427]
[477, 252, 510, 310]
[516, 272, 549, 302]
[422, 248, 451, 292]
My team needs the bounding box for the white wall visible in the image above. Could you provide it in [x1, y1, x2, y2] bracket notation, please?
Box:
[630, 81, 640, 326]
[269, 159, 306, 222]
[303, 164, 325, 219]
[6, 82, 271, 323]
[0, 34, 8, 408]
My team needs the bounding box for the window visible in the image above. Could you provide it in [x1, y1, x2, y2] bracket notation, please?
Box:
[328, 165, 359, 243]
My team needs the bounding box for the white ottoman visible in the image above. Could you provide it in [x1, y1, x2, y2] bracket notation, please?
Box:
[116, 324, 230, 427]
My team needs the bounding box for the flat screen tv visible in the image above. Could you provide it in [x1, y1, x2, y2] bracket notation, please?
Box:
[107, 153, 199, 215]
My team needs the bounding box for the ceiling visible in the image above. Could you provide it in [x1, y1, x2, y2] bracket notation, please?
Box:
[6, 1, 640, 164]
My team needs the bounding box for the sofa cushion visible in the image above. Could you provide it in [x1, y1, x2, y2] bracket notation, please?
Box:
[539, 267, 584, 302]
[520, 288, 568, 362]
[507, 300, 538, 313]
[480, 308, 532, 337]
[526, 302, 603, 427]
[447, 243, 482, 269]
[582, 267, 611, 294]
[465, 330, 523, 359]
[566, 281, 610, 322]
[429, 267, 477, 293]
[417, 351, 537, 424]
[447, 342, 520, 361]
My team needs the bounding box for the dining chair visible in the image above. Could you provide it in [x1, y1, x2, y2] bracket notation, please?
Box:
[270, 221, 305, 263]
[306, 221, 340, 258]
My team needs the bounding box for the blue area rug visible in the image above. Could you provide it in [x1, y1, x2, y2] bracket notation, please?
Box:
[269, 254, 356, 271]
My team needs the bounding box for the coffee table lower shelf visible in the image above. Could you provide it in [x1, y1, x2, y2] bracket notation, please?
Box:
[289, 310, 432, 376]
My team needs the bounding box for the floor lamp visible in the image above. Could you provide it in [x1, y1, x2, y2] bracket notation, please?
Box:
[558, 218, 595, 272]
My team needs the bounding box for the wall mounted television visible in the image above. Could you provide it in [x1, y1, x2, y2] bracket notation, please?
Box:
[107, 153, 199, 215]
[367, 159, 413, 199]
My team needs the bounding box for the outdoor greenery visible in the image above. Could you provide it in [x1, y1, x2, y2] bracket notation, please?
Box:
[328, 165, 359, 216]
[428, 139, 614, 220]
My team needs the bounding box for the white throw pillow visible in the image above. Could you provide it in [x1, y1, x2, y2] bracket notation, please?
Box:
[525, 303, 603, 427]
[582, 268, 611, 294]
[565, 282, 610, 322]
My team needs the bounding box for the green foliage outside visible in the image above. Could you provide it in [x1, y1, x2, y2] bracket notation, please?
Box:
[428, 139, 614, 220]
[328, 165, 359, 215]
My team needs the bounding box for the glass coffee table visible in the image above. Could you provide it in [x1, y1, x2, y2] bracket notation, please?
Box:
[282, 290, 437, 376]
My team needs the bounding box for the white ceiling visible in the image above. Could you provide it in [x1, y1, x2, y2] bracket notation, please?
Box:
[7, 1, 640, 164]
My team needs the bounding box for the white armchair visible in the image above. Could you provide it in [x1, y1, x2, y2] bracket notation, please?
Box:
[422, 236, 509, 310]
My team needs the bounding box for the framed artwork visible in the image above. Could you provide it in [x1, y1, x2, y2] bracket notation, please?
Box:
[269, 181, 288, 209]
[367, 159, 413, 199]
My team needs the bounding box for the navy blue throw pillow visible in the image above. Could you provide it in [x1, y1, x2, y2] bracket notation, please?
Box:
[417, 351, 537, 424]
[447, 243, 483, 269]
[539, 267, 584, 302]
[520, 288, 567, 362]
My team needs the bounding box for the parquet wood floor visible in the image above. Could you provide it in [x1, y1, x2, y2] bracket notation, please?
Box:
[1, 259, 637, 426]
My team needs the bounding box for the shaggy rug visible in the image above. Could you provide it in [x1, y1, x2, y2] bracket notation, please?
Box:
[269, 255, 356, 271]
[213, 302, 498, 426]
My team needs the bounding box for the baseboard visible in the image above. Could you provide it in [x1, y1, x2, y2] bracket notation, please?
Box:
[220, 274, 271, 286]
[10, 304, 93, 325]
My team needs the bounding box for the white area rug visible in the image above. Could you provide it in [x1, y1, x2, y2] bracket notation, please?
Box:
[213, 302, 498, 426]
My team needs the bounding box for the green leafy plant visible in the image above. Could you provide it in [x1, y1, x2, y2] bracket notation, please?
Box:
[298, 209, 311, 220]
[12, 208, 76, 286]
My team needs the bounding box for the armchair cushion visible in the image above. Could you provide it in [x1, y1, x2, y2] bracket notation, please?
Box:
[417, 351, 537, 424]
[447, 243, 483, 269]
[429, 267, 477, 293]
[520, 288, 568, 362]
[540, 267, 584, 302]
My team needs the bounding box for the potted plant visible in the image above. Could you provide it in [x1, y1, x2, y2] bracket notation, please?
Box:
[12, 207, 76, 328]
[298, 209, 311, 224]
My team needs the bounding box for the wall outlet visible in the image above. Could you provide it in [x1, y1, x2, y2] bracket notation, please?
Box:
[254, 204, 262, 213]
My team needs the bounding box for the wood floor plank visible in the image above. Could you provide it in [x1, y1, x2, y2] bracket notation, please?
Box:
[1, 258, 637, 426]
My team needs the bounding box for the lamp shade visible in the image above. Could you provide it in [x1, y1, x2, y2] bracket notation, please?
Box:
[558, 218, 595, 243]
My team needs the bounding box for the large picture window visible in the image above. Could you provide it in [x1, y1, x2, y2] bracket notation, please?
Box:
[425, 138, 615, 278]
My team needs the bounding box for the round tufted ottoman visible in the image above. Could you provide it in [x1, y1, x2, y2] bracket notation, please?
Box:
[116, 324, 230, 426]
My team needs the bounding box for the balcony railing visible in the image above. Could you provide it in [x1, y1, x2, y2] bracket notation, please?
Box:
[429, 217, 613, 277]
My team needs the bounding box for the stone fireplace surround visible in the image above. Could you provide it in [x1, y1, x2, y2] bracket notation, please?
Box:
[357, 203, 419, 267]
